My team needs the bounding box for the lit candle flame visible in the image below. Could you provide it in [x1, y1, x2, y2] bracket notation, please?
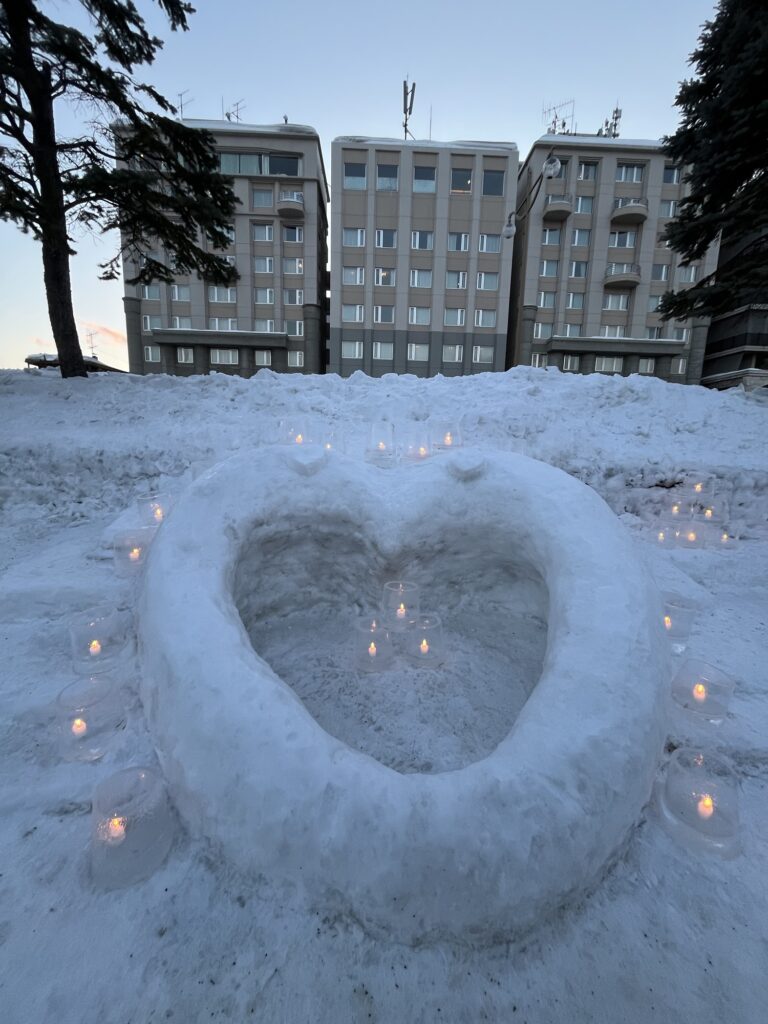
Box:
[721, 532, 729, 543]
[129, 546, 142, 562]
[324, 442, 332, 450]
[295, 433, 303, 444]
[657, 531, 665, 542]
[694, 482, 703, 493]
[444, 432, 453, 446]
[671, 504, 680, 515]
[153, 506, 164, 523]
[377, 440, 386, 451]
[419, 637, 430, 655]
[692, 682, 707, 703]
[663, 614, 672, 631]
[89, 639, 102, 656]
[368, 641, 377, 658]
[697, 794, 714, 819]
[418, 446, 428, 457]
[704, 508, 713, 519]
[107, 816, 127, 843]
[396, 603, 406, 620]
[687, 531, 697, 543]
[71, 717, 88, 737]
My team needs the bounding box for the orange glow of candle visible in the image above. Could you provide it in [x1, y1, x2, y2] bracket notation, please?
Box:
[694, 482, 703, 493]
[129, 546, 142, 562]
[368, 641, 377, 658]
[663, 614, 672, 630]
[671, 504, 680, 515]
[721, 531, 729, 543]
[687, 531, 697, 543]
[704, 508, 713, 519]
[396, 603, 406, 620]
[294, 433, 304, 444]
[444, 432, 453, 446]
[153, 505, 164, 523]
[697, 794, 714, 819]
[657, 530, 665, 542]
[89, 639, 102, 656]
[418, 445, 428, 457]
[71, 717, 88, 737]
[377, 440, 386, 451]
[107, 816, 126, 842]
[419, 637, 430, 655]
[692, 682, 707, 703]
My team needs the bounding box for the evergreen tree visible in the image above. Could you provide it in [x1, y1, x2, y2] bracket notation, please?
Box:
[0, 0, 237, 377]
[659, 0, 768, 322]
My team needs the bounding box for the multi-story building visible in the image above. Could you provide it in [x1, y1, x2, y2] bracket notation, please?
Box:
[508, 134, 719, 383]
[122, 120, 329, 377]
[329, 136, 518, 376]
[702, 304, 768, 390]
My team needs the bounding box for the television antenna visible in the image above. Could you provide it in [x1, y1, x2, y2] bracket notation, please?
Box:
[403, 78, 416, 140]
[542, 99, 575, 135]
[85, 330, 98, 359]
[597, 105, 622, 137]
[224, 98, 246, 122]
[177, 89, 193, 118]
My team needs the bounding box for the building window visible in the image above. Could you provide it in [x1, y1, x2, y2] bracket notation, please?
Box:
[477, 271, 499, 291]
[603, 292, 629, 311]
[374, 305, 395, 323]
[254, 287, 275, 304]
[648, 295, 662, 312]
[595, 355, 624, 373]
[599, 324, 625, 338]
[411, 230, 434, 250]
[569, 261, 588, 278]
[170, 284, 190, 301]
[286, 320, 304, 337]
[342, 340, 364, 359]
[563, 354, 580, 372]
[254, 256, 274, 273]
[482, 169, 504, 196]
[531, 352, 548, 368]
[578, 161, 597, 181]
[413, 165, 436, 193]
[343, 161, 367, 189]
[220, 152, 301, 177]
[375, 228, 397, 248]
[210, 348, 238, 365]
[474, 309, 497, 328]
[552, 160, 568, 179]
[142, 314, 161, 331]
[377, 163, 399, 191]
[252, 188, 273, 208]
[283, 288, 304, 305]
[566, 292, 584, 309]
[373, 341, 394, 360]
[286, 351, 304, 368]
[652, 264, 670, 281]
[407, 343, 429, 361]
[208, 317, 237, 331]
[254, 318, 276, 333]
[143, 344, 160, 362]
[448, 232, 469, 251]
[638, 357, 655, 374]
[443, 343, 464, 362]
[607, 262, 636, 275]
[472, 345, 494, 364]
[283, 258, 304, 275]
[343, 227, 366, 247]
[141, 284, 160, 300]
[672, 327, 691, 342]
[450, 167, 472, 193]
[170, 316, 192, 329]
[409, 268, 431, 287]
[208, 285, 236, 303]
[409, 306, 431, 325]
[575, 195, 593, 214]
[608, 230, 637, 248]
[671, 356, 687, 375]
[663, 166, 681, 185]
[375, 267, 397, 286]
[538, 291, 556, 308]
[656, 232, 672, 249]
[647, 327, 663, 340]
[444, 308, 466, 327]
[563, 323, 581, 337]
[615, 163, 644, 183]
[659, 199, 678, 219]
[283, 225, 304, 243]
[342, 304, 365, 323]
[252, 224, 273, 242]
[542, 227, 561, 245]
[479, 233, 501, 253]
[572, 228, 591, 247]
[254, 350, 272, 367]
[343, 266, 365, 285]
[540, 259, 559, 277]
[177, 347, 193, 363]
[446, 270, 467, 289]
[679, 265, 698, 283]
[533, 322, 552, 340]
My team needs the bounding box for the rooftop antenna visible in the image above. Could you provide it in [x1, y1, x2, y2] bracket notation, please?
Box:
[403, 77, 416, 140]
[542, 99, 575, 135]
[598, 105, 622, 137]
[177, 89, 192, 119]
[85, 330, 98, 359]
[429, 104, 432, 141]
[283, 114, 288, 124]
[231, 98, 245, 123]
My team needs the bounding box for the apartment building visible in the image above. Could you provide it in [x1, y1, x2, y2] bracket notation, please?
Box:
[122, 121, 329, 377]
[508, 134, 719, 383]
[329, 136, 518, 376]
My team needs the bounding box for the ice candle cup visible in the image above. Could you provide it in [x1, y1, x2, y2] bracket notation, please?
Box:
[657, 748, 739, 856]
[113, 527, 157, 577]
[354, 617, 394, 673]
[381, 581, 420, 631]
[136, 493, 174, 527]
[69, 606, 133, 675]
[365, 421, 396, 467]
[405, 613, 446, 667]
[662, 594, 698, 654]
[57, 675, 126, 762]
[431, 421, 464, 452]
[400, 426, 433, 464]
[671, 658, 735, 723]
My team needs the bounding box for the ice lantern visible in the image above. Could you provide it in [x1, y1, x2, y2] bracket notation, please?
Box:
[57, 675, 126, 762]
[381, 581, 420, 631]
[353, 617, 394, 673]
[404, 613, 446, 667]
[657, 749, 740, 857]
[671, 658, 735, 723]
[69, 606, 133, 675]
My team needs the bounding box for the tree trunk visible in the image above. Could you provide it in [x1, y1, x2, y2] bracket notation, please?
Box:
[3, 1, 87, 378]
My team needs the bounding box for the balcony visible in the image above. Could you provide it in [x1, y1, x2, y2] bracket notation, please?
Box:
[604, 263, 641, 287]
[277, 190, 304, 219]
[542, 193, 573, 220]
[611, 196, 649, 224]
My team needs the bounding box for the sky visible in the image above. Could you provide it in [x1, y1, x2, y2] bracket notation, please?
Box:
[0, 0, 718, 371]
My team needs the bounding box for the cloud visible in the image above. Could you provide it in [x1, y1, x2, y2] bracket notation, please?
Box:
[78, 320, 127, 347]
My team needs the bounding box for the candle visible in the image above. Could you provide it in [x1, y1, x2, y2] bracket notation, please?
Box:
[721, 531, 730, 544]
[129, 546, 142, 562]
[377, 440, 386, 451]
[664, 614, 672, 630]
[396, 603, 406, 620]
[418, 445, 428, 457]
[692, 682, 707, 703]
[71, 717, 88, 737]
[419, 637, 430, 655]
[444, 432, 453, 447]
[686, 530, 697, 543]
[697, 794, 714, 819]
[671, 504, 680, 515]
[153, 505, 164, 523]
[704, 508, 713, 519]
[658, 530, 665, 541]
[106, 816, 127, 843]
[295, 433, 303, 444]
[368, 641, 377, 658]
[694, 482, 703, 494]
[89, 639, 102, 656]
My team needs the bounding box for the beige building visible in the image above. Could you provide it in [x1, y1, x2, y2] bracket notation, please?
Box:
[122, 120, 329, 377]
[329, 136, 518, 376]
[508, 134, 719, 383]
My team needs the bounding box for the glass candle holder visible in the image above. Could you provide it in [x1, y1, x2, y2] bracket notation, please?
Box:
[90, 767, 175, 889]
[365, 421, 396, 467]
[718, 527, 738, 550]
[657, 748, 739, 856]
[381, 580, 420, 631]
[400, 427, 432, 464]
[136, 493, 174, 527]
[69, 606, 133, 675]
[404, 613, 446, 667]
[675, 523, 708, 550]
[685, 475, 716, 502]
[668, 499, 691, 521]
[671, 658, 735, 723]
[57, 675, 127, 762]
[353, 617, 395, 673]
[431, 421, 464, 452]
[113, 526, 157, 577]
[654, 519, 681, 548]
[662, 594, 698, 654]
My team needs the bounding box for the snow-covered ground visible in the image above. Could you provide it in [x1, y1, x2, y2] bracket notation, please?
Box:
[1, 366, 767, 1023]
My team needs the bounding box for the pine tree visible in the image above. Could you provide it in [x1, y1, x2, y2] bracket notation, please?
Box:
[0, 0, 238, 377]
[659, 0, 768, 322]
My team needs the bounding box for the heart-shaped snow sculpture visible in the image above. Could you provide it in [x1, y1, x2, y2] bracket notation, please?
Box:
[139, 448, 667, 944]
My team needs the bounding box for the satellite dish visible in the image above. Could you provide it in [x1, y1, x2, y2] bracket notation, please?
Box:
[542, 155, 561, 179]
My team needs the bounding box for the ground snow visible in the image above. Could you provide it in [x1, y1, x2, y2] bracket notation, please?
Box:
[1, 366, 767, 1023]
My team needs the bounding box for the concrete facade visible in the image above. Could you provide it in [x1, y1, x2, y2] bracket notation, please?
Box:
[122, 121, 329, 377]
[329, 137, 518, 377]
[508, 134, 720, 384]
[702, 304, 768, 390]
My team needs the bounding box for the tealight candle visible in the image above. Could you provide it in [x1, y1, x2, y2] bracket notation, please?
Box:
[657, 748, 739, 856]
[354, 618, 394, 672]
[697, 794, 715, 819]
[401, 427, 433, 463]
[71, 717, 88, 737]
[89, 639, 102, 656]
[381, 581, 420, 631]
[431, 421, 464, 452]
[136, 493, 174, 528]
[69, 607, 133, 674]
[113, 527, 157, 577]
[57, 675, 126, 762]
[671, 658, 735, 722]
[405, 613, 446, 667]
[365, 421, 396, 466]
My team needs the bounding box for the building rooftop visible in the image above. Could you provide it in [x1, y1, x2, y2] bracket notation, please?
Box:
[334, 136, 518, 153]
[182, 119, 320, 138]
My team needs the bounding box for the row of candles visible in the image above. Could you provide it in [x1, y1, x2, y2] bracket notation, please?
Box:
[277, 417, 465, 466]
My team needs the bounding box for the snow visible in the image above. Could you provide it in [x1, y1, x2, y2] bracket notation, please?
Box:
[1, 366, 767, 1022]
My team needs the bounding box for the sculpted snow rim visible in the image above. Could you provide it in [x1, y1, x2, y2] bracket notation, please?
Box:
[138, 448, 668, 944]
